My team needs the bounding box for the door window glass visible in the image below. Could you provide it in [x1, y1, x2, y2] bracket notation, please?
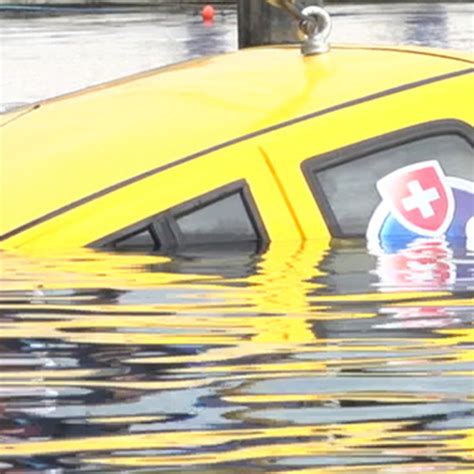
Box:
[305, 129, 473, 237]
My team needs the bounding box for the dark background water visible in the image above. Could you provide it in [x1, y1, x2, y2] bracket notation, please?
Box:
[0, 3, 473, 473]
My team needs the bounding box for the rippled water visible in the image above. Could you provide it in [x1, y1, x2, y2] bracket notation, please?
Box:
[1, 2, 474, 473]
[1, 240, 473, 472]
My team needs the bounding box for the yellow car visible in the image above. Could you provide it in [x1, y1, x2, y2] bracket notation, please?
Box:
[1, 44, 473, 252]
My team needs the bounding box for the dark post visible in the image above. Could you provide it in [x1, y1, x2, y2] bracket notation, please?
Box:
[238, 0, 323, 49]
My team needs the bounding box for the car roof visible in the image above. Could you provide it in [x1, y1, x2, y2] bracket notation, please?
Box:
[1, 44, 473, 239]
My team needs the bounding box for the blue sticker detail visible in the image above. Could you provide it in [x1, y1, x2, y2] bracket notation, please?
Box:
[378, 187, 474, 253]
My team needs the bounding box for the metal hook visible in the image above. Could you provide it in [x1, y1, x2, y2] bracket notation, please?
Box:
[266, 1, 332, 56]
[299, 5, 332, 56]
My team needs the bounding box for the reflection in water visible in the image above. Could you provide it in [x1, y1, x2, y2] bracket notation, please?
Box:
[402, 4, 449, 47]
[0, 239, 472, 472]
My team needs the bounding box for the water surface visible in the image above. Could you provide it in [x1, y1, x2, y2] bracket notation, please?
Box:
[0, 240, 473, 472]
[1, 3, 473, 473]
[1, 2, 473, 109]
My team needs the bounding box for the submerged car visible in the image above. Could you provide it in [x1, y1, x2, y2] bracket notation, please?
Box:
[1, 10, 473, 252]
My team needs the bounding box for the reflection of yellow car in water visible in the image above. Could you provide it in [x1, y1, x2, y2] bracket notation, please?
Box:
[0, 240, 471, 465]
[1, 28, 473, 251]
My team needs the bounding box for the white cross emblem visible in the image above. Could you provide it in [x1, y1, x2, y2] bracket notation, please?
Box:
[402, 180, 440, 219]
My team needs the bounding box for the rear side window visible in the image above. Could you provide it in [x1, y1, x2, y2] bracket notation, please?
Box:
[175, 193, 258, 244]
[111, 227, 159, 251]
[303, 122, 473, 237]
[93, 181, 267, 251]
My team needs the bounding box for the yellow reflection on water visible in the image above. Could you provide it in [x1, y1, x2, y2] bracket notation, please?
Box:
[0, 240, 472, 471]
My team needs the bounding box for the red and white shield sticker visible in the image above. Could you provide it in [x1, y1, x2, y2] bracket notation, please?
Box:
[377, 160, 455, 237]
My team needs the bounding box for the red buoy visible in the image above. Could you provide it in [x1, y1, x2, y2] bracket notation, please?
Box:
[201, 4, 215, 22]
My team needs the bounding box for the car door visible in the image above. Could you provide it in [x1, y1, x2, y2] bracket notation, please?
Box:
[4, 140, 302, 251]
[259, 69, 473, 242]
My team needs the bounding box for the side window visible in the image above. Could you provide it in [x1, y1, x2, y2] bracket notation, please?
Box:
[173, 193, 258, 245]
[111, 226, 159, 251]
[94, 181, 267, 251]
[303, 122, 473, 238]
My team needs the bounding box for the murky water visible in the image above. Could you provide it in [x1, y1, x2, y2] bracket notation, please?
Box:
[1, 3, 473, 473]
